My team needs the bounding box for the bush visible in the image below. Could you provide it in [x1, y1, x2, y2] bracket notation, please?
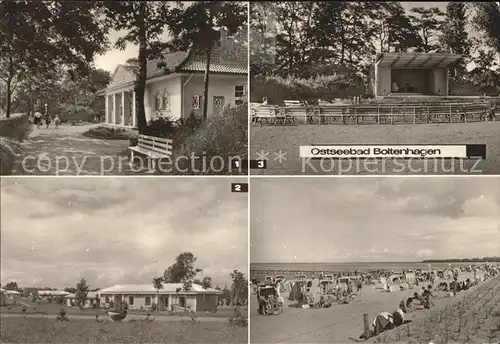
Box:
[59, 104, 96, 123]
[250, 73, 366, 104]
[82, 126, 133, 140]
[167, 102, 248, 175]
[0, 113, 32, 142]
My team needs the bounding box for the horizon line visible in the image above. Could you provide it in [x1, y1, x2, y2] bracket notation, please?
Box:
[251, 259, 499, 265]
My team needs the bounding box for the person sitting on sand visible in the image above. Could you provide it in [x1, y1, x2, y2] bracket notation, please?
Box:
[359, 312, 394, 339]
[392, 299, 412, 327]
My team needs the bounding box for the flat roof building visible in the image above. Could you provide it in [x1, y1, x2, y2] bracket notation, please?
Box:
[371, 52, 462, 98]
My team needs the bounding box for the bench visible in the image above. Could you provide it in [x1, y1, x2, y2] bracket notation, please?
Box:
[284, 100, 305, 107]
[128, 134, 173, 169]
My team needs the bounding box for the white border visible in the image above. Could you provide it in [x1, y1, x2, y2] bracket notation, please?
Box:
[246, 1, 251, 340]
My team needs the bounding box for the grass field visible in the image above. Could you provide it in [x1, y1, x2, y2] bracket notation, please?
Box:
[0, 317, 247, 343]
[368, 277, 500, 344]
[250, 121, 500, 175]
[0, 301, 240, 318]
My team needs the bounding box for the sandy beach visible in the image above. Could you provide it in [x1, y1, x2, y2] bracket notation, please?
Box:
[250, 271, 489, 343]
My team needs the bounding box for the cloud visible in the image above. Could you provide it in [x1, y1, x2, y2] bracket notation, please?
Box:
[251, 178, 500, 263]
[1, 178, 248, 289]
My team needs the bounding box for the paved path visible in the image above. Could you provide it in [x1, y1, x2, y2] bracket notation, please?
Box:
[11, 124, 144, 175]
[0, 313, 229, 322]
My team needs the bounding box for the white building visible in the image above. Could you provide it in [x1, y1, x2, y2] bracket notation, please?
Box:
[98, 34, 247, 128]
[98, 283, 222, 312]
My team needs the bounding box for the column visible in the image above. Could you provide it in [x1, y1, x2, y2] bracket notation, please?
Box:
[445, 68, 449, 96]
[144, 86, 150, 122]
[113, 93, 117, 125]
[105, 95, 109, 124]
[121, 91, 125, 126]
[132, 91, 136, 128]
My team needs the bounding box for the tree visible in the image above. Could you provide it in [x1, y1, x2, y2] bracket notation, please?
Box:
[103, 2, 172, 133]
[0, 1, 109, 117]
[201, 277, 212, 289]
[440, 2, 471, 79]
[222, 284, 231, 305]
[473, 2, 500, 56]
[152, 277, 164, 312]
[409, 7, 445, 52]
[3, 281, 18, 291]
[230, 269, 247, 306]
[249, 2, 278, 77]
[380, 2, 421, 53]
[164, 252, 202, 283]
[75, 278, 90, 307]
[166, 1, 247, 121]
[64, 287, 77, 294]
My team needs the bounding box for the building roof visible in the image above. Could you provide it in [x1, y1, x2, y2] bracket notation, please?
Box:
[99, 283, 222, 295]
[375, 52, 462, 69]
[38, 290, 70, 296]
[4, 290, 20, 295]
[65, 292, 99, 299]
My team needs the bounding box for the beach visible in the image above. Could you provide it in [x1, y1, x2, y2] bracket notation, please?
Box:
[250, 266, 496, 343]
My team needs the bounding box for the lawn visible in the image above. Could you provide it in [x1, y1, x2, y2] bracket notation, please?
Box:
[0, 317, 247, 344]
[250, 121, 500, 175]
[0, 302, 243, 318]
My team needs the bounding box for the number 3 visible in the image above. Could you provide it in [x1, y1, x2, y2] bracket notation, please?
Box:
[258, 161, 264, 168]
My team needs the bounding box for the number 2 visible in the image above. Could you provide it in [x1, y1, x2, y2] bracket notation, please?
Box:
[234, 184, 241, 192]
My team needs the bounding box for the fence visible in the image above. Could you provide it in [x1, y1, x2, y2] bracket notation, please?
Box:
[251, 101, 493, 126]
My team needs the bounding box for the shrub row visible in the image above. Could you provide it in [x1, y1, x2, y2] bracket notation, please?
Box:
[250, 74, 366, 105]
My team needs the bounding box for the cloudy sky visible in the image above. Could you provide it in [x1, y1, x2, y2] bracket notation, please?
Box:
[251, 177, 500, 263]
[95, 30, 171, 73]
[1, 178, 247, 290]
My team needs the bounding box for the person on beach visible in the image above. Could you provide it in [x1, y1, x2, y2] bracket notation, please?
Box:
[356, 279, 362, 295]
[392, 298, 412, 327]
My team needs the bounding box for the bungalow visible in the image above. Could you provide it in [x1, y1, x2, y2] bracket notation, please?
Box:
[98, 283, 222, 312]
[65, 292, 100, 308]
[99, 31, 247, 128]
[3, 290, 21, 300]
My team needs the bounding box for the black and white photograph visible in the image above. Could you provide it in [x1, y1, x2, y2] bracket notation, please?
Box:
[0, 177, 248, 343]
[0, 1, 248, 176]
[250, 177, 500, 343]
[250, 2, 500, 175]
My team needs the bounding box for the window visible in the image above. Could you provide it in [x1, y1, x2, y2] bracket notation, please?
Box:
[192, 95, 201, 110]
[105, 296, 110, 303]
[145, 296, 151, 306]
[128, 296, 134, 306]
[155, 91, 161, 110]
[235, 85, 245, 105]
[162, 90, 171, 110]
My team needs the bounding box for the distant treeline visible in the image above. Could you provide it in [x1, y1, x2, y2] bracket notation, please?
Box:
[422, 257, 500, 263]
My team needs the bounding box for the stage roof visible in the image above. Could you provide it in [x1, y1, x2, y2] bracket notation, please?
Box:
[375, 52, 462, 69]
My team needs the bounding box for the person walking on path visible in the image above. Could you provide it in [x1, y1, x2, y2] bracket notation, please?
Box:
[54, 115, 61, 129]
[34, 110, 43, 129]
[45, 113, 51, 128]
